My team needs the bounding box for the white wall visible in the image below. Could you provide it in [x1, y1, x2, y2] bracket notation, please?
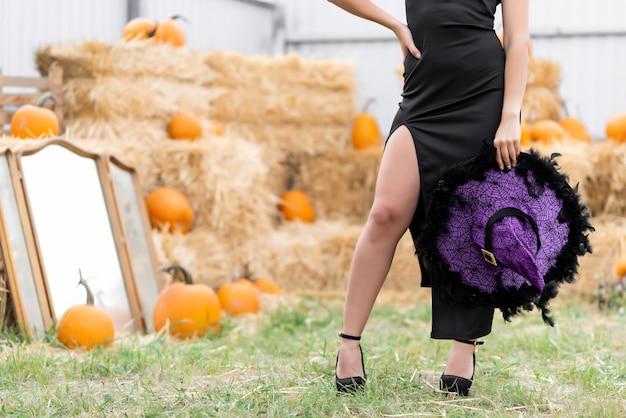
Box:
[284, 0, 626, 139]
[0, 0, 279, 77]
[0, 0, 128, 76]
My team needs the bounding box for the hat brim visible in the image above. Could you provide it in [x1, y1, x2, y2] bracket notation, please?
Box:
[415, 144, 594, 325]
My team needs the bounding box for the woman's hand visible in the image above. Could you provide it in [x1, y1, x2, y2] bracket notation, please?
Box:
[493, 113, 522, 170]
[395, 24, 421, 59]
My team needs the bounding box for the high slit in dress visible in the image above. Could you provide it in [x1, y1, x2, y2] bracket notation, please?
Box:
[388, 0, 505, 340]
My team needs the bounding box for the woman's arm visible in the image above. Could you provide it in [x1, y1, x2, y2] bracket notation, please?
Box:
[327, 0, 420, 58]
[493, 0, 530, 170]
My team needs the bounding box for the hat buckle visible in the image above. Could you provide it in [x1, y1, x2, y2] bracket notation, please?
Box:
[481, 248, 497, 266]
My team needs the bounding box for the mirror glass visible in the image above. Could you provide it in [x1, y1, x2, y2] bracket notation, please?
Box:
[107, 158, 160, 332]
[20, 143, 135, 331]
[0, 153, 47, 338]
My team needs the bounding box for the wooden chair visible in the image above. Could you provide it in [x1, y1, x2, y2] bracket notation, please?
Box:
[0, 64, 64, 135]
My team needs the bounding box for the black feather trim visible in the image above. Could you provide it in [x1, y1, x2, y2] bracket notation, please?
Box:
[415, 143, 594, 325]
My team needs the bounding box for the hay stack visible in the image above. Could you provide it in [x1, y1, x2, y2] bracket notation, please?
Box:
[36, 42, 357, 156]
[562, 214, 626, 298]
[522, 57, 563, 124]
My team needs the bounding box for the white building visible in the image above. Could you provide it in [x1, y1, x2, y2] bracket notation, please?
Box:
[2, 0, 625, 138]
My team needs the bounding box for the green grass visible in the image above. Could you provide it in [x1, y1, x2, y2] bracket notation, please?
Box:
[0, 293, 624, 417]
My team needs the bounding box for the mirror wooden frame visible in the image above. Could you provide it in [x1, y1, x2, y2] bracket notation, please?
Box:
[0, 138, 160, 336]
[104, 155, 163, 332]
[0, 149, 52, 339]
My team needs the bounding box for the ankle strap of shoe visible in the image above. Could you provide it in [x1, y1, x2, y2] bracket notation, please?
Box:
[339, 333, 361, 341]
[455, 339, 485, 346]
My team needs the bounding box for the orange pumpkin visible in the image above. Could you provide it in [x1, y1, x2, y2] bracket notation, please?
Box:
[153, 264, 222, 338]
[616, 252, 626, 279]
[605, 112, 626, 142]
[122, 17, 157, 42]
[531, 119, 567, 143]
[55, 273, 115, 350]
[10, 93, 60, 139]
[217, 278, 260, 316]
[239, 264, 283, 295]
[168, 111, 203, 140]
[279, 189, 315, 223]
[559, 116, 591, 141]
[145, 187, 194, 234]
[351, 99, 382, 150]
[153, 15, 186, 47]
[520, 119, 532, 147]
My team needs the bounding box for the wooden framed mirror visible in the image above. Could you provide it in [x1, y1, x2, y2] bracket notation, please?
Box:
[13, 138, 150, 334]
[105, 155, 162, 332]
[0, 149, 51, 339]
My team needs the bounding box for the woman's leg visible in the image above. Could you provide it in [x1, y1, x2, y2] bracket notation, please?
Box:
[336, 125, 420, 379]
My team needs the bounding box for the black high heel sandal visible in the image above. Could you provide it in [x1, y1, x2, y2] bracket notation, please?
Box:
[335, 333, 366, 393]
[439, 339, 484, 396]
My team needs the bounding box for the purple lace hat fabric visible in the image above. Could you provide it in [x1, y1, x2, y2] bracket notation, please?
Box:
[416, 145, 594, 325]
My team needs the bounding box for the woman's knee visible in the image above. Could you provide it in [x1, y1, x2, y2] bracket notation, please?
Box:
[367, 202, 408, 236]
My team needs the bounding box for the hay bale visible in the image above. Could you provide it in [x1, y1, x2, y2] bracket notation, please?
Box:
[36, 40, 215, 83]
[295, 147, 383, 223]
[212, 86, 357, 125]
[527, 139, 601, 216]
[601, 142, 626, 217]
[63, 77, 221, 122]
[522, 86, 563, 124]
[562, 215, 626, 298]
[204, 50, 358, 90]
[227, 122, 352, 156]
[527, 57, 561, 90]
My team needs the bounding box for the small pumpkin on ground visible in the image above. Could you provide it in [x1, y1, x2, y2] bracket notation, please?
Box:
[351, 98, 383, 150]
[153, 264, 222, 338]
[217, 272, 261, 316]
[55, 271, 115, 350]
[153, 15, 187, 47]
[168, 111, 203, 140]
[531, 119, 567, 143]
[145, 187, 194, 234]
[239, 263, 283, 296]
[605, 112, 626, 142]
[10, 92, 60, 139]
[122, 17, 157, 42]
[559, 116, 591, 141]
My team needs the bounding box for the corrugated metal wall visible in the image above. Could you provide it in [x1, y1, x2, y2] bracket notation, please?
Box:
[284, 0, 626, 139]
[0, 0, 128, 76]
[0, 0, 278, 77]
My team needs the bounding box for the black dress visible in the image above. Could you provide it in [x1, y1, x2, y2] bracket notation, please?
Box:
[389, 0, 504, 339]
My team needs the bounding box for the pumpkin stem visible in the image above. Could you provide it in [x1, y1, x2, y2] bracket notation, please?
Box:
[77, 269, 95, 306]
[170, 15, 189, 23]
[241, 263, 256, 282]
[282, 153, 300, 191]
[361, 97, 377, 113]
[147, 22, 158, 38]
[159, 264, 194, 285]
[36, 92, 56, 108]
